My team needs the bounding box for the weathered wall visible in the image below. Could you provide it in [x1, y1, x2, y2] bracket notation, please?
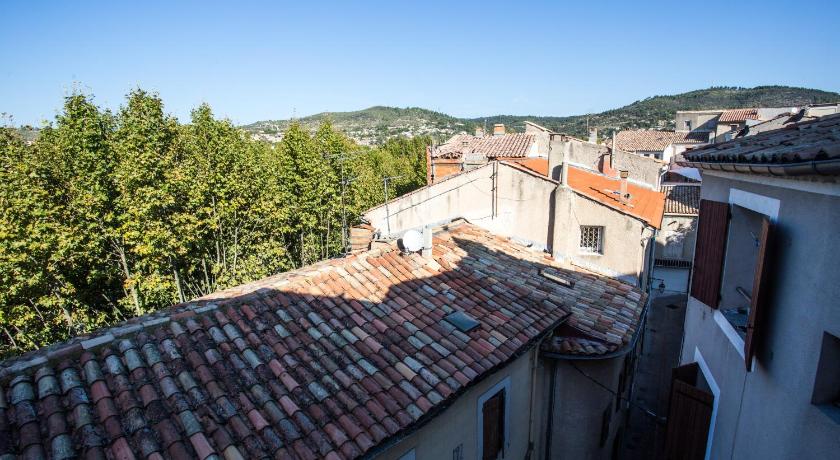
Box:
[680, 171, 840, 459]
[376, 350, 539, 460]
[546, 357, 627, 459]
[654, 215, 697, 261]
[364, 163, 556, 249]
[551, 186, 652, 286]
[548, 136, 665, 189]
[524, 122, 551, 157]
[675, 111, 720, 133]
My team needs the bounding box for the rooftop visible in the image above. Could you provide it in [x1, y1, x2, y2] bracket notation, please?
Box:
[567, 167, 666, 228]
[611, 130, 708, 152]
[661, 185, 700, 216]
[718, 108, 760, 123]
[0, 222, 645, 460]
[433, 133, 535, 159]
[680, 113, 840, 171]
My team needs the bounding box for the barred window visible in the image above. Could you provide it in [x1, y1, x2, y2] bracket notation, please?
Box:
[580, 226, 604, 254]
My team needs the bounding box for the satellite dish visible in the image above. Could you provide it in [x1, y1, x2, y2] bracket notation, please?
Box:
[401, 229, 423, 252]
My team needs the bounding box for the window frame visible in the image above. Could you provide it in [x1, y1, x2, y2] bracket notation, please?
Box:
[477, 376, 511, 460]
[579, 225, 605, 255]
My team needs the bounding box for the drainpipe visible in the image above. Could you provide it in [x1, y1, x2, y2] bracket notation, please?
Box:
[543, 359, 558, 460]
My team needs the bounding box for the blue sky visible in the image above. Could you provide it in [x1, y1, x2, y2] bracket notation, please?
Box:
[2, 0, 839, 126]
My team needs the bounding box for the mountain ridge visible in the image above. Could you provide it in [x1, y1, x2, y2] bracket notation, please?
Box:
[242, 86, 840, 144]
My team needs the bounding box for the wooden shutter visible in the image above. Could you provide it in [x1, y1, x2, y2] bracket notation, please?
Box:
[664, 363, 714, 460]
[744, 217, 773, 371]
[690, 200, 730, 308]
[482, 390, 505, 460]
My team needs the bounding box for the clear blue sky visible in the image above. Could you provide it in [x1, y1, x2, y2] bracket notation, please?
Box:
[2, 0, 839, 126]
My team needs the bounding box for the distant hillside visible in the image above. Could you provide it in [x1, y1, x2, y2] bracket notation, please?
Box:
[243, 86, 840, 144]
[242, 106, 469, 145]
[471, 86, 840, 138]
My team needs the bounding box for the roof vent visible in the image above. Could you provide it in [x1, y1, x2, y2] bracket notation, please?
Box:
[540, 269, 575, 288]
[444, 311, 480, 333]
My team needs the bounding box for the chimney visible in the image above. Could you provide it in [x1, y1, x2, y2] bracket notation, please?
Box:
[493, 124, 505, 136]
[619, 170, 629, 205]
[421, 226, 433, 259]
[349, 224, 376, 253]
[588, 127, 598, 144]
[611, 131, 616, 171]
[475, 127, 485, 137]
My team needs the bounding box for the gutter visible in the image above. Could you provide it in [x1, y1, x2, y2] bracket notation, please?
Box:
[677, 158, 840, 177]
[540, 293, 651, 362]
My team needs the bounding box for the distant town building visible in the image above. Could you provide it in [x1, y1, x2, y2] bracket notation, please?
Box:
[609, 129, 708, 162]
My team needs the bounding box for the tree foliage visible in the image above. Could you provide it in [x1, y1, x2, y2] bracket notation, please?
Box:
[0, 90, 427, 357]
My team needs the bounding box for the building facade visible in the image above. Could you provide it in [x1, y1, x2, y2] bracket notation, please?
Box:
[667, 113, 840, 459]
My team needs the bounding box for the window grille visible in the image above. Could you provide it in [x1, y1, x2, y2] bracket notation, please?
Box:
[580, 226, 604, 254]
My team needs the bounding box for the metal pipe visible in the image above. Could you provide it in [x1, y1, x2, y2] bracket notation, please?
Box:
[736, 286, 752, 302]
[543, 359, 557, 460]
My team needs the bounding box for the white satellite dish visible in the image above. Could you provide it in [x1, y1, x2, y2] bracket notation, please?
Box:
[401, 229, 423, 252]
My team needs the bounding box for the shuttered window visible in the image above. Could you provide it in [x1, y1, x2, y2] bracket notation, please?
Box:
[744, 217, 773, 371]
[481, 389, 505, 460]
[690, 200, 730, 308]
[664, 363, 714, 460]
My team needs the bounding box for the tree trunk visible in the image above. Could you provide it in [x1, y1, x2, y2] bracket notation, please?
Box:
[115, 241, 142, 315]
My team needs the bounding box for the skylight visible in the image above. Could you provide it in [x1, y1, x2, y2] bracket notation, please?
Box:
[444, 311, 480, 333]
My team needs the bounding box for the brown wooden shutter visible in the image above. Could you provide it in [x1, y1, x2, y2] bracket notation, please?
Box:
[690, 200, 730, 308]
[482, 390, 505, 460]
[744, 217, 773, 371]
[664, 363, 714, 460]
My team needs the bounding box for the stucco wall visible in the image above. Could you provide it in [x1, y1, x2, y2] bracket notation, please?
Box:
[654, 215, 696, 261]
[364, 163, 556, 249]
[548, 136, 664, 189]
[551, 186, 651, 285]
[376, 350, 539, 460]
[675, 111, 720, 133]
[547, 357, 627, 459]
[680, 172, 840, 459]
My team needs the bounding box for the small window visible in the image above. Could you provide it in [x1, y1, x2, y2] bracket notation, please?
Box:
[580, 226, 604, 254]
[730, 124, 739, 132]
[684, 120, 692, 130]
[812, 332, 840, 424]
[481, 388, 506, 460]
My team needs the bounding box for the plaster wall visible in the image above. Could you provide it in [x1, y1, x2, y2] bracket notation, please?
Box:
[680, 172, 840, 459]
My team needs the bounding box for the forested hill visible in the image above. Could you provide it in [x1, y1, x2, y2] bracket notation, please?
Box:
[243, 86, 840, 143]
[242, 106, 469, 145]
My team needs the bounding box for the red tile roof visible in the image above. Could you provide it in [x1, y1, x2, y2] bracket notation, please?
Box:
[661, 185, 700, 215]
[567, 167, 666, 228]
[611, 130, 707, 152]
[433, 133, 535, 159]
[0, 222, 645, 460]
[508, 158, 549, 176]
[681, 113, 840, 166]
[718, 108, 759, 123]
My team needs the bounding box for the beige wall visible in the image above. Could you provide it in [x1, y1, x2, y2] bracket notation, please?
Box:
[376, 350, 540, 460]
[675, 111, 721, 133]
[548, 136, 665, 189]
[364, 163, 556, 250]
[655, 215, 697, 261]
[547, 357, 629, 459]
[551, 186, 652, 286]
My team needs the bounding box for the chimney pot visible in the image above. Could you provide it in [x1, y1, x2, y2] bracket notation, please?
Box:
[475, 127, 485, 137]
[421, 226, 433, 259]
[588, 127, 598, 144]
[619, 170, 629, 205]
[493, 124, 505, 136]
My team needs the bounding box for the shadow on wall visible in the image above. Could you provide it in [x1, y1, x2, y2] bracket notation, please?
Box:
[0, 233, 648, 459]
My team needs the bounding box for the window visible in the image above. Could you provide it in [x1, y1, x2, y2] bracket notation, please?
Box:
[478, 378, 510, 460]
[580, 226, 604, 254]
[684, 120, 692, 130]
[812, 332, 840, 424]
[729, 124, 739, 132]
[482, 390, 505, 460]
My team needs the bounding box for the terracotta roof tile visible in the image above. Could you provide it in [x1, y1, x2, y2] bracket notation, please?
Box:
[718, 108, 759, 123]
[0, 222, 645, 459]
[433, 133, 535, 159]
[567, 167, 665, 228]
[681, 113, 840, 166]
[661, 185, 700, 215]
[611, 130, 707, 152]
